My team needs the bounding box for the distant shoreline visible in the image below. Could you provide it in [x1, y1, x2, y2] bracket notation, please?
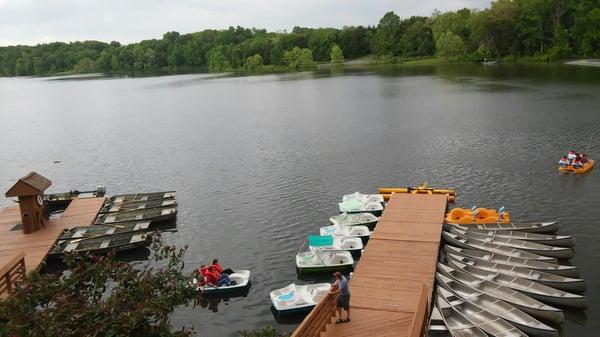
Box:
[564, 59, 600, 67]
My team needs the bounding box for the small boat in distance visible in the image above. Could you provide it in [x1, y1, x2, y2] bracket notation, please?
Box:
[99, 198, 177, 213]
[59, 221, 151, 240]
[50, 231, 151, 256]
[329, 212, 379, 230]
[95, 206, 177, 225]
[107, 191, 176, 204]
[269, 283, 331, 313]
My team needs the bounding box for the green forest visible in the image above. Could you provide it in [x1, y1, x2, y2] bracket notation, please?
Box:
[1, 0, 599, 76]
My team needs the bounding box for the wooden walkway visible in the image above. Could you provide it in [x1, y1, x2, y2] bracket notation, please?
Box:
[293, 193, 448, 337]
[0, 197, 106, 272]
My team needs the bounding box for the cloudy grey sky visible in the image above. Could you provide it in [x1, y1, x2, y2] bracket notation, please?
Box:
[0, 0, 491, 46]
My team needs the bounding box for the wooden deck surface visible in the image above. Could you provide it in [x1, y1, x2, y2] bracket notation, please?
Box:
[0, 197, 106, 272]
[319, 193, 448, 337]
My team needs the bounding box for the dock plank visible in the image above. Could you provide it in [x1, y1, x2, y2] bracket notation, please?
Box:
[0, 197, 106, 272]
[311, 193, 447, 337]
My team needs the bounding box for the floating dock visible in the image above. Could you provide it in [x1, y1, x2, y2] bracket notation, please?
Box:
[0, 197, 106, 272]
[293, 193, 448, 337]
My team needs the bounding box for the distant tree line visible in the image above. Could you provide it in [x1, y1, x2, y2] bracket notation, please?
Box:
[1, 0, 599, 76]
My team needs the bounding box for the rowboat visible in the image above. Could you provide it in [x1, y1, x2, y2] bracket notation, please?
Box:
[320, 224, 371, 242]
[269, 283, 331, 313]
[452, 226, 575, 247]
[50, 231, 151, 256]
[95, 206, 177, 225]
[296, 250, 354, 273]
[446, 253, 586, 292]
[192, 270, 251, 295]
[444, 246, 579, 277]
[448, 260, 588, 309]
[99, 198, 177, 213]
[342, 192, 384, 204]
[436, 273, 558, 336]
[338, 200, 383, 216]
[107, 191, 176, 204]
[450, 227, 574, 259]
[437, 287, 528, 337]
[59, 221, 151, 240]
[307, 235, 363, 256]
[443, 231, 558, 262]
[445, 221, 559, 234]
[436, 293, 487, 337]
[329, 212, 379, 230]
[427, 306, 448, 335]
[437, 263, 564, 323]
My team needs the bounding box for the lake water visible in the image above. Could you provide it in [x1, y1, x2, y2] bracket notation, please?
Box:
[1, 63, 599, 336]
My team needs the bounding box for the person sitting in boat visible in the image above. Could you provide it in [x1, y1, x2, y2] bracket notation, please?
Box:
[572, 157, 584, 169]
[200, 265, 219, 286]
[212, 258, 234, 275]
[558, 156, 570, 167]
[206, 265, 235, 287]
[567, 150, 577, 163]
[581, 154, 589, 163]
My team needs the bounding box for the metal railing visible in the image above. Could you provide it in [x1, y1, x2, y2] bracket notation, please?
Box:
[0, 252, 26, 299]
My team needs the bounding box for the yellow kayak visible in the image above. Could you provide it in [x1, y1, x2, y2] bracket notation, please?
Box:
[558, 159, 594, 174]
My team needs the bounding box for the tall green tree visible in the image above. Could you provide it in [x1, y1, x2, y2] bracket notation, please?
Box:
[330, 45, 345, 63]
[436, 30, 466, 58]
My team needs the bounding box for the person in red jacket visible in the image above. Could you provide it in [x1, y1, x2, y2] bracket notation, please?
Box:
[212, 258, 234, 275]
[211, 259, 223, 274]
[203, 266, 220, 286]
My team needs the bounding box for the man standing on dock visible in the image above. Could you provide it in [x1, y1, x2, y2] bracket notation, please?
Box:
[330, 271, 351, 323]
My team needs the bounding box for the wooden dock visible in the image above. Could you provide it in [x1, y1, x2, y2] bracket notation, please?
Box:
[0, 197, 106, 272]
[293, 193, 448, 337]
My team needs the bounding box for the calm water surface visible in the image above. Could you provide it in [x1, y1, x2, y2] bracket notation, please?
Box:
[1, 64, 600, 336]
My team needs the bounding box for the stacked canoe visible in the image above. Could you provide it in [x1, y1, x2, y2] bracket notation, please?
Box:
[51, 191, 177, 256]
[431, 219, 587, 337]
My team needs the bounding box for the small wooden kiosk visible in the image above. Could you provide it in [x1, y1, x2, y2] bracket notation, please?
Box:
[5, 172, 51, 234]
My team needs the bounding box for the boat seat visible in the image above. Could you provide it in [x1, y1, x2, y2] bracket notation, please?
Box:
[72, 229, 87, 238]
[64, 242, 80, 252]
[106, 227, 116, 235]
[100, 240, 110, 249]
[135, 214, 143, 220]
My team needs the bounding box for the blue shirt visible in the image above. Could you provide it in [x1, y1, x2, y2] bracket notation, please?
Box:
[339, 276, 349, 295]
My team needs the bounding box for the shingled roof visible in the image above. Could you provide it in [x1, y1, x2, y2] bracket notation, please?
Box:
[5, 172, 52, 197]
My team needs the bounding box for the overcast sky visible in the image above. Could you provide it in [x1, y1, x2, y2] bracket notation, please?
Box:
[0, 0, 492, 46]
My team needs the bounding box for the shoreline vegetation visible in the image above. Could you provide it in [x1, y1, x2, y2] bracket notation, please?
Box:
[1, 0, 599, 78]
